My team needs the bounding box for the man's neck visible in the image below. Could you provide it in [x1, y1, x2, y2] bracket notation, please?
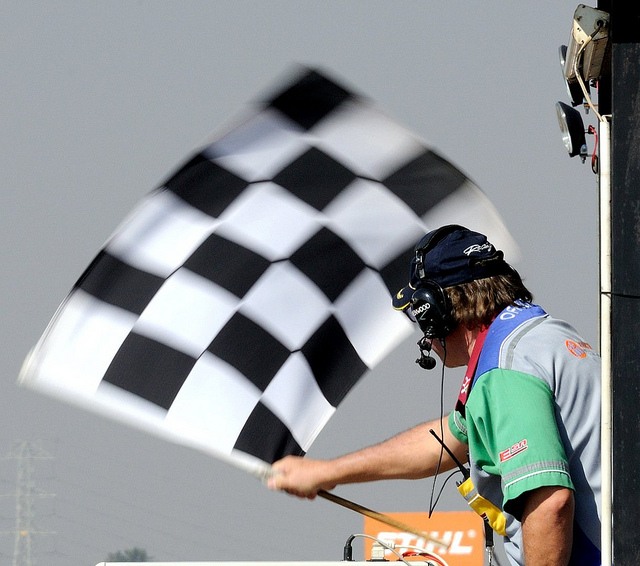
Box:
[464, 327, 482, 362]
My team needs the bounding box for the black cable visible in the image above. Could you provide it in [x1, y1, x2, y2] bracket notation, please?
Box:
[429, 469, 463, 513]
[428, 339, 447, 517]
[342, 534, 355, 561]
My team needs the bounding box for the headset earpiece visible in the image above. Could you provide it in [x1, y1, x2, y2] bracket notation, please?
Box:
[410, 281, 456, 339]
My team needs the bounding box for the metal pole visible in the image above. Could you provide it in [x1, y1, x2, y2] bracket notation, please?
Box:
[599, 118, 612, 566]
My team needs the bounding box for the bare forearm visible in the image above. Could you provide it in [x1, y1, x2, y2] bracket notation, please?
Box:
[268, 416, 467, 497]
[330, 419, 463, 483]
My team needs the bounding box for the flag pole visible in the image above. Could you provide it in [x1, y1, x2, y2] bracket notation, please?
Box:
[317, 490, 449, 548]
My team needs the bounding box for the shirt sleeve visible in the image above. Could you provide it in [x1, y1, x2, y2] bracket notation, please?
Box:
[464, 368, 575, 514]
[448, 409, 468, 444]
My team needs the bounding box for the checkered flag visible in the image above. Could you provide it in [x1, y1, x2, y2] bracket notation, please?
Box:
[19, 68, 517, 479]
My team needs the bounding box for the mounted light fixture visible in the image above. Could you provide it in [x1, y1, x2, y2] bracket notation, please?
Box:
[556, 101, 587, 160]
[556, 4, 610, 165]
[559, 44, 588, 107]
[562, 4, 610, 94]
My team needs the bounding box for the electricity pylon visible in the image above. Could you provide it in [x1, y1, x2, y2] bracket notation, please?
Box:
[2, 441, 55, 566]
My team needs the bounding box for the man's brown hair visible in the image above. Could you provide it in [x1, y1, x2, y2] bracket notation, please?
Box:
[446, 269, 533, 330]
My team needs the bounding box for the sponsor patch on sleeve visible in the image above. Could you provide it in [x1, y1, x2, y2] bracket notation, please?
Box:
[565, 339, 593, 358]
[499, 439, 528, 462]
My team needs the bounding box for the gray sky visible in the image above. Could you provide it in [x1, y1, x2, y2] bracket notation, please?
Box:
[1, 2, 598, 565]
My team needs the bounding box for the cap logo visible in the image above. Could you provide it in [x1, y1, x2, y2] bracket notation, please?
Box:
[463, 243, 493, 256]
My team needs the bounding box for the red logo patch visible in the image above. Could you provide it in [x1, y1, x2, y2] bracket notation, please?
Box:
[565, 339, 591, 358]
[499, 439, 528, 462]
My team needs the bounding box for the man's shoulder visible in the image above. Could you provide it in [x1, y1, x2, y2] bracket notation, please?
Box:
[473, 305, 600, 395]
[476, 302, 548, 376]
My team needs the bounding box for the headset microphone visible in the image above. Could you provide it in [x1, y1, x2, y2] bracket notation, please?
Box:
[410, 282, 456, 371]
[416, 336, 437, 370]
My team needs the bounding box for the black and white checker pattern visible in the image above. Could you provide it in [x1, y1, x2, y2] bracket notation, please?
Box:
[20, 69, 517, 477]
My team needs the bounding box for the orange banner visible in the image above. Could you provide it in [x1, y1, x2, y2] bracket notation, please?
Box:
[363, 511, 484, 566]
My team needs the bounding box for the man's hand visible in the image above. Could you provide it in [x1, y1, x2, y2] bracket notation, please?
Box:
[267, 456, 335, 499]
[521, 485, 574, 566]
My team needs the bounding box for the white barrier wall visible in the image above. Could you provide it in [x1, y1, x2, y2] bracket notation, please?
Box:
[95, 563, 426, 566]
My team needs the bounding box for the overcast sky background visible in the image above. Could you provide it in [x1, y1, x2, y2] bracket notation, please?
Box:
[1, 2, 599, 565]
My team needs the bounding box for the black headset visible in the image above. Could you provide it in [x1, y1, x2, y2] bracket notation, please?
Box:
[409, 225, 463, 370]
[410, 282, 456, 340]
[410, 225, 462, 338]
[411, 282, 455, 370]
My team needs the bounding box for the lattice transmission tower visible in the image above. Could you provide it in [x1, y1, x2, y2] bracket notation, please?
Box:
[1, 441, 55, 566]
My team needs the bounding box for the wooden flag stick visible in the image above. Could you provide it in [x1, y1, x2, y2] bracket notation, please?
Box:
[317, 490, 449, 548]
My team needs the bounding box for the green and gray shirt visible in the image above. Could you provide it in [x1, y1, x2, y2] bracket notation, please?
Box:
[448, 302, 601, 566]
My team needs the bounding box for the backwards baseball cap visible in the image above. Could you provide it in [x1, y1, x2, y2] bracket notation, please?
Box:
[392, 224, 508, 310]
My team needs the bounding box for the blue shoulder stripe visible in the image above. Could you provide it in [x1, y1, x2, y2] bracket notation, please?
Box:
[473, 302, 547, 384]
